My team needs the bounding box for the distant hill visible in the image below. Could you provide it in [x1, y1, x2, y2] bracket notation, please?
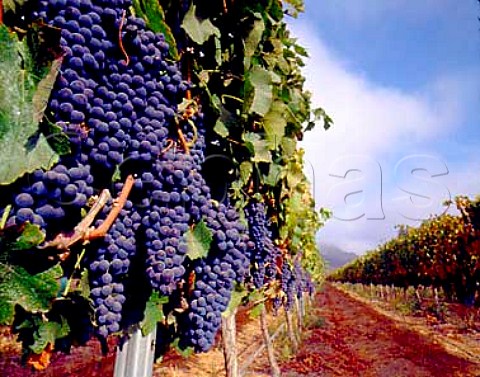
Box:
[318, 243, 358, 271]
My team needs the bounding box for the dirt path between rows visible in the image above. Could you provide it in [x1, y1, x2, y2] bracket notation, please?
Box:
[1, 283, 479, 376]
[280, 284, 480, 377]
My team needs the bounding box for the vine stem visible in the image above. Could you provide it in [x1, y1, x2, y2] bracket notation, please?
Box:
[118, 10, 130, 65]
[87, 174, 134, 239]
[221, 94, 244, 104]
[41, 174, 134, 252]
[0, 0, 3, 25]
[184, 119, 198, 147]
[160, 138, 175, 155]
[40, 189, 112, 251]
[176, 121, 190, 154]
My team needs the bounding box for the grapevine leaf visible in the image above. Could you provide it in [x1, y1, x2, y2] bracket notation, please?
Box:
[0, 25, 59, 185]
[42, 122, 71, 156]
[289, 193, 304, 216]
[214, 119, 229, 138]
[239, 161, 253, 185]
[294, 43, 309, 58]
[24, 21, 63, 85]
[0, 264, 62, 324]
[3, 0, 27, 13]
[214, 35, 222, 67]
[249, 303, 264, 319]
[131, 0, 178, 59]
[213, 103, 237, 137]
[306, 106, 333, 132]
[243, 133, 271, 163]
[171, 338, 194, 357]
[141, 292, 168, 336]
[222, 288, 246, 318]
[246, 66, 277, 117]
[263, 163, 284, 187]
[286, 167, 303, 189]
[12, 223, 45, 250]
[263, 101, 287, 149]
[244, 13, 265, 70]
[283, 0, 304, 17]
[181, 4, 220, 45]
[185, 220, 213, 260]
[30, 317, 69, 354]
[281, 137, 297, 157]
[246, 289, 263, 304]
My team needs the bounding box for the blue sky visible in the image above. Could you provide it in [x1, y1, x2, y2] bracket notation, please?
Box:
[288, 1, 480, 253]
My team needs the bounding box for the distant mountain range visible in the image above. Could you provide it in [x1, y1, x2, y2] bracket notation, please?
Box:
[318, 242, 358, 271]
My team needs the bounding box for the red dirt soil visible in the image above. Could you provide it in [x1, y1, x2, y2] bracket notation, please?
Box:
[1, 283, 479, 376]
[279, 284, 480, 377]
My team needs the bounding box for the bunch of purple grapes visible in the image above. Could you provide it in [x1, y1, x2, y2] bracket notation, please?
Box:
[7, 0, 281, 351]
[178, 201, 252, 352]
[245, 199, 279, 288]
[6, 161, 94, 238]
[23, 0, 192, 338]
[283, 261, 297, 310]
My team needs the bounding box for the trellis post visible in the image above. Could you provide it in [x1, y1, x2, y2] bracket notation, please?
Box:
[114, 328, 157, 377]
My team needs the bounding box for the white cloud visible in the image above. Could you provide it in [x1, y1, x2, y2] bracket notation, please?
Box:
[289, 21, 480, 254]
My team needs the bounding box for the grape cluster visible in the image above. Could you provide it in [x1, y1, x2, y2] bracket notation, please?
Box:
[88, 199, 139, 337]
[245, 200, 279, 288]
[16, 0, 295, 351]
[31, 0, 185, 184]
[7, 161, 94, 236]
[26, 0, 193, 336]
[294, 259, 312, 300]
[142, 136, 208, 295]
[283, 262, 296, 310]
[179, 201, 252, 352]
[274, 258, 315, 311]
[143, 202, 189, 295]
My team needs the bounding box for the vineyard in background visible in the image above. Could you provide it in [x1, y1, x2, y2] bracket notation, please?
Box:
[0, 0, 330, 376]
[329, 196, 480, 310]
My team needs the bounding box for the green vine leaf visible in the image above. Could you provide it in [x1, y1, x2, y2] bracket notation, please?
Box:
[171, 338, 194, 358]
[141, 292, 168, 336]
[131, 0, 178, 59]
[244, 13, 265, 70]
[213, 101, 238, 138]
[12, 223, 45, 251]
[214, 119, 229, 138]
[3, 0, 27, 13]
[263, 101, 287, 149]
[0, 264, 62, 325]
[264, 163, 284, 187]
[245, 66, 279, 117]
[283, 0, 305, 17]
[239, 161, 253, 185]
[0, 25, 59, 185]
[222, 287, 246, 318]
[248, 302, 264, 319]
[281, 137, 297, 157]
[30, 317, 69, 354]
[304, 106, 333, 132]
[42, 121, 71, 156]
[181, 4, 220, 45]
[185, 220, 213, 260]
[244, 132, 271, 163]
